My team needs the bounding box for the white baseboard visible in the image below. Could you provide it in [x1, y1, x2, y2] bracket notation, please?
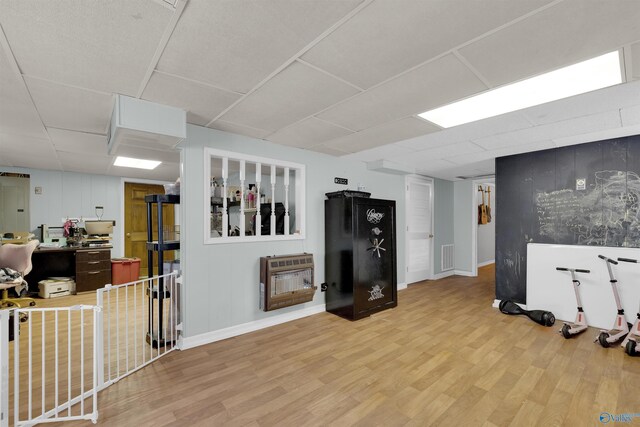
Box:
[454, 270, 475, 277]
[493, 299, 527, 310]
[397, 282, 407, 291]
[432, 270, 454, 280]
[477, 260, 495, 268]
[179, 304, 326, 350]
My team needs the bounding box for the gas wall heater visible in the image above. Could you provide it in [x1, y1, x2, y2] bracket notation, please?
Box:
[259, 253, 316, 311]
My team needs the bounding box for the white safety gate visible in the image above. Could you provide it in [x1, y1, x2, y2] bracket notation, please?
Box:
[0, 271, 181, 427]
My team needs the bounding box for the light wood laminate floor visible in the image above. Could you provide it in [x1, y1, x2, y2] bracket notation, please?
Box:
[46, 265, 640, 426]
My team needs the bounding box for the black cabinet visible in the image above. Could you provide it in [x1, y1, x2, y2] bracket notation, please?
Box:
[325, 195, 397, 320]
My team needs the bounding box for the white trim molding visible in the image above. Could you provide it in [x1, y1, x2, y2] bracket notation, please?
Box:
[397, 282, 408, 291]
[432, 271, 455, 280]
[454, 270, 476, 277]
[477, 259, 495, 268]
[179, 304, 325, 350]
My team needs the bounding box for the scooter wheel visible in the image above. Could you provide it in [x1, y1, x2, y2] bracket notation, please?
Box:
[561, 324, 572, 339]
[598, 332, 611, 348]
[626, 340, 637, 356]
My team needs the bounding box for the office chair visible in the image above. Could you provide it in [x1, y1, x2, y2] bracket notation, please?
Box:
[0, 239, 39, 308]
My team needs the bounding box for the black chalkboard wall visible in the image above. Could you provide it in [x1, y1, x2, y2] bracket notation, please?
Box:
[496, 135, 640, 303]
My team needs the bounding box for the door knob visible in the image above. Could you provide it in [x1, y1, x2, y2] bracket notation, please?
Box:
[429, 234, 434, 238]
[126, 233, 131, 237]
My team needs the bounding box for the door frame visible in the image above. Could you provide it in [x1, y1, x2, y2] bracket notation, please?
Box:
[118, 177, 172, 257]
[404, 174, 435, 283]
[471, 177, 495, 277]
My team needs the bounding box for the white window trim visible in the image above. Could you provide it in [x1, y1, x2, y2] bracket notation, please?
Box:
[203, 147, 306, 244]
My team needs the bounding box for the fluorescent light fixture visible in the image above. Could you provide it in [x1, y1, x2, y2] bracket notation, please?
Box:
[419, 51, 622, 128]
[113, 156, 161, 170]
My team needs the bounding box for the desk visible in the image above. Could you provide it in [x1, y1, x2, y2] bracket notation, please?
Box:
[26, 246, 112, 293]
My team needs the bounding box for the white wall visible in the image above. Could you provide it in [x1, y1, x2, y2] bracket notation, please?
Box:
[477, 182, 495, 265]
[1, 167, 122, 256]
[180, 125, 407, 339]
[454, 180, 474, 273]
[433, 178, 454, 274]
[528, 243, 640, 329]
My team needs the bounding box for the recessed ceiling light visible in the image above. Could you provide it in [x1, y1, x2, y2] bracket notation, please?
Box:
[114, 156, 161, 170]
[419, 51, 623, 128]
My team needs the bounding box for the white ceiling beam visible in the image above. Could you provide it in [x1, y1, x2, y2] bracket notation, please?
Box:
[136, 0, 188, 98]
[205, 0, 376, 127]
[0, 22, 62, 170]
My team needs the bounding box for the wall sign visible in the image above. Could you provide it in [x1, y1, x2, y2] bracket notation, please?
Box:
[334, 177, 348, 185]
[576, 178, 586, 190]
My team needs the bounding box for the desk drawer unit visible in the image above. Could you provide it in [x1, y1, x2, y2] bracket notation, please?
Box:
[76, 249, 110, 263]
[75, 249, 111, 292]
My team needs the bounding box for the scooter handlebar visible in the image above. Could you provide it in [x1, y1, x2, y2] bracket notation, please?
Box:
[618, 257, 638, 263]
[555, 267, 590, 273]
[598, 254, 618, 264]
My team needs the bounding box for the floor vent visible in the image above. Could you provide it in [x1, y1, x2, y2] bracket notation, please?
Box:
[441, 244, 454, 271]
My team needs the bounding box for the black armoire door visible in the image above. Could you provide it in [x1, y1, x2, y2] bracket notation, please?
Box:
[353, 199, 396, 316]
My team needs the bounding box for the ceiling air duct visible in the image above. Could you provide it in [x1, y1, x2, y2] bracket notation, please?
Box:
[107, 94, 186, 155]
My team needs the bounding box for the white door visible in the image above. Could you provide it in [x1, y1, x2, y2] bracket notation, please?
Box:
[406, 176, 433, 284]
[0, 176, 30, 232]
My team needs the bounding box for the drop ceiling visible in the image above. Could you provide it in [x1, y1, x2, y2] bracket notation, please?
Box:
[0, 0, 639, 182]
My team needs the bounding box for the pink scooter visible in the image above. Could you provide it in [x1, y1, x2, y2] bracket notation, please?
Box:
[556, 267, 591, 338]
[595, 255, 630, 348]
[617, 257, 640, 356]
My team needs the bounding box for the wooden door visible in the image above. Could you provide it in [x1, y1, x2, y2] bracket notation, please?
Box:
[124, 183, 175, 278]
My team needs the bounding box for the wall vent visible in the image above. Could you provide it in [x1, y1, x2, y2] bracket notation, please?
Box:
[441, 244, 454, 271]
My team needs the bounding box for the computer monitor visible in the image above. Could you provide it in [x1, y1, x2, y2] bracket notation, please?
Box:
[84, 220, 114, 236]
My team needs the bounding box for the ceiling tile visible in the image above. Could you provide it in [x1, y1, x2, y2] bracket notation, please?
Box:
[4, 153, 62, 171]
[445, 140, 555, 165]
[0, 46, 47, 139]
[58, 152, 112, 174]
[47, 128, 107, 155]
[342, 143, 417, 163]
[521, 80, 640, 125]
[219, 61, 359, 132]
[552, 123, 640, 148]
[305, 144, 350, 157]
[302, 0, 552, 89]
[427, 160, 498, 181]
[25, 77, 113, 134]
[458, 1, 640, 87]
[0, 132, 55, 158]
[0, 1, 172, 95]
[324, 117, 440, 153]
[141, 71, 242, 126]
[317, 54, 487, 131]
[472, 110, 622, 150]
[410, 158, 458, 173]
[267, 117, 352, 148]
[207, 120, 271, 140]
[157, 0, 363, 93]
[397, 112, 532, 151]
[394, 141, 485, 166]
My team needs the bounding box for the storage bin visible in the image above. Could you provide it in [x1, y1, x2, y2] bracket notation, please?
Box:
[111, 257, 141, 285]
